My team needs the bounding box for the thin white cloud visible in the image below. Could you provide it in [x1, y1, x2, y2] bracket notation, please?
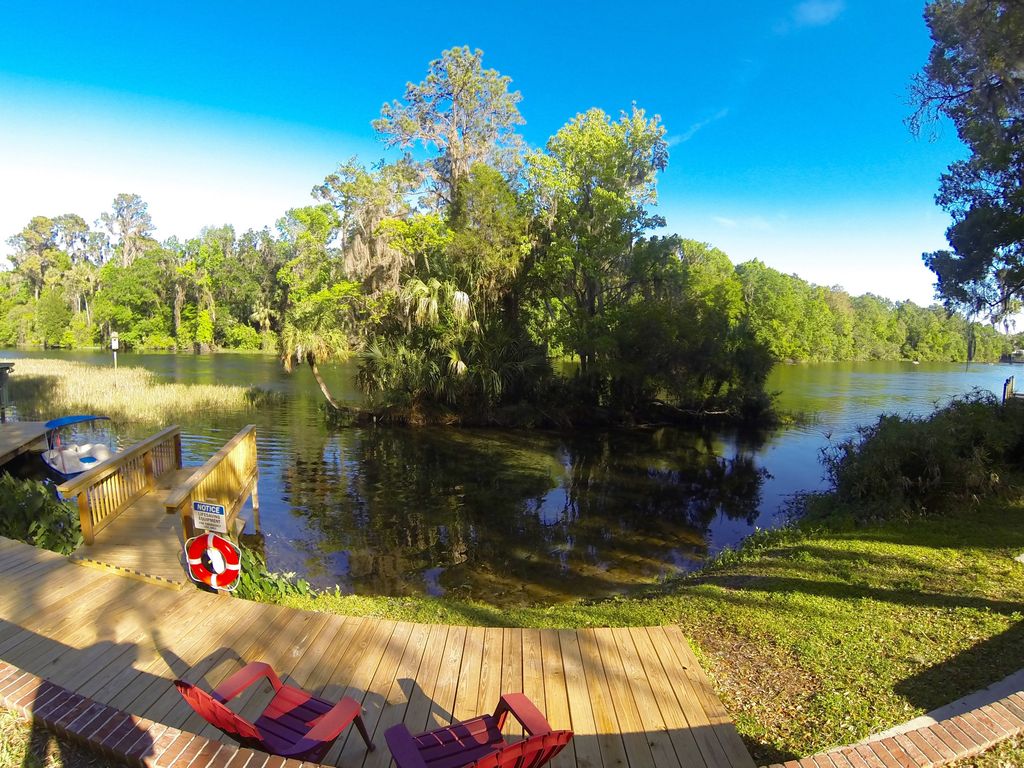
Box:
[667, 108, 730, 146]
[712, 215, 772, 232]
[793, 0, 845, 27]
[775, 0, 845, 33]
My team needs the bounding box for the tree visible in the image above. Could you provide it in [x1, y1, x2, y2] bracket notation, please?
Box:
[53, 214, 90, 263]
[313, 158, 419, 295]
[36, 288, 71, 348]
[527, 107, 668, 379]
[100, 193, 155, 267]
[912, 0, 1024, 320]
[6, 216, 60, 300]
[373, 47, 524, 208]
[278, 205, 359, 408]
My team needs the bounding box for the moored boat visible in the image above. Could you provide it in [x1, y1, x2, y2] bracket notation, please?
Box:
[41, 415, 116, 479]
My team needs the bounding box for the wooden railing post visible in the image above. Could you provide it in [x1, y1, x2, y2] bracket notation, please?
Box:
[173, 432, 183, 469]
[58, 426, 182, 546]
[143, 447, 155, 491]
[165, 425, 258, 541]
[77, 493, 94, 545]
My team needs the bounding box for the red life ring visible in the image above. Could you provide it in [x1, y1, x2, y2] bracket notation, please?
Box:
[185, 533, 241, 591]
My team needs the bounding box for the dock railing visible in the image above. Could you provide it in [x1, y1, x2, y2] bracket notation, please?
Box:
[57, 426, 183, 545]
[163, 425, 259, 539]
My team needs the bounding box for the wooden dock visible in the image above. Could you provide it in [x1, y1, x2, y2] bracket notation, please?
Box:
[0, 537, 755, 768]
[0, 420, 47, 467]
[56, 424, 259, 586]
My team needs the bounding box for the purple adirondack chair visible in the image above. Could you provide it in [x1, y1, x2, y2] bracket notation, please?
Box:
[385, 693, 573, 768]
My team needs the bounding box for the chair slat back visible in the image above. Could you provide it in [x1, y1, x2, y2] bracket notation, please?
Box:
[471, 730, 573, 768]
[174, 680, 262, 744]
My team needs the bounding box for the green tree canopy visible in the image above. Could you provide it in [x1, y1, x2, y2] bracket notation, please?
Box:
[913, 0, 1024, 320]
[373, 46, 524, 208]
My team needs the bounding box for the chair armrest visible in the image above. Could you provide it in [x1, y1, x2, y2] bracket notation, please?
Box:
[305, 696, 362, 743]
[211, 661, 282, 703]
[493, 693, 553, 736]
[385, 723, 430, 768]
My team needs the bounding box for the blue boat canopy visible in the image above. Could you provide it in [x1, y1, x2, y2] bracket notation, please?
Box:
[44, 415, 110, 430]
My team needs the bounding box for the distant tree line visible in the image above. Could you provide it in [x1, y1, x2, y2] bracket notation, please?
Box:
[1, 47, 1014, 425]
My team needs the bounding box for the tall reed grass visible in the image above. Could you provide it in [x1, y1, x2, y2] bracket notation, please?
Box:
[7, 358, 274, 424]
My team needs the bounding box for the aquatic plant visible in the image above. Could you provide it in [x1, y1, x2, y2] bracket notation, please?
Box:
[820, 391, 1024, 519]
[0, 475, 82, 555]
[7, 358, 275, 424]
[233, 545, 313, 602]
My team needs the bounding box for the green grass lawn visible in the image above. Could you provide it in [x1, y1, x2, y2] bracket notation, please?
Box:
[0, 709, 115, 768]
[280, 500, 1024, 764]
[954, 736, 1024, 767]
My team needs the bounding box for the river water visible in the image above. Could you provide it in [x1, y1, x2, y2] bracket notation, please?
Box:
[1, 350, 1016, 605]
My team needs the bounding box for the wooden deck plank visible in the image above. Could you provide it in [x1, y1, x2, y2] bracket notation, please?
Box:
[104, 596, 261, 714]
[34, 588, 187, 695]
[0, 539, 756, 768]
[0, 421, 47, 466]
[425, 624, 466, 732]
[500, 627, 524, 740]
[361, 621, 432, 768]
[0, 578, 127, 663]
[659, 626, 757, 768]
[172, 601, 316, 732]
[521, 628, 546, 743]
[402, 623, 450, 735]
[0, 573, 128, 661]
[305, 617, 377, 700]
[477, 626, 504, 715]
[121, 597, 279, 719]
[282, 612, 351, 688]
[453, 625, 485, 722]
[575, 628, 631, 768]
[641, 626, 734, 768]
[77, 589, 233, 702]
[331, 620, 413, 765]
[593, 628, 659, 768]
[621, 627, 706, 768]
[541, 630, 579, 768]
[318, 617, 401, 763]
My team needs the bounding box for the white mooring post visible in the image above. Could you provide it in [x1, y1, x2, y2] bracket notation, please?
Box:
[111, 331, 119, 373]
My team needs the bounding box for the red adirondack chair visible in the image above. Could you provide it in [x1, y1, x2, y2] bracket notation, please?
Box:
[385, 693, 573, 768]
[174, 661, 374, 763]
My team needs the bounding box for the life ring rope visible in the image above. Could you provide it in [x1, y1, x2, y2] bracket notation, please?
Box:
[185, 532, 242, 591]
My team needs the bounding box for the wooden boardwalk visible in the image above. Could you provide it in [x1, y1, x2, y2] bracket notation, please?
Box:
[59, 424, 259, 586]
[0, 420, 47, 467]
[71, 467, 195, 586]
[0, 537, 755, 768]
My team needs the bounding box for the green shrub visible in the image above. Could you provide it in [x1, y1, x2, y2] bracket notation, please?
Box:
[0, 475, 83, 554]
[822, 392, 1024, 519]
[141, 332, 177, 350]
[223, 323, 261, 350]
[233, 545, 313, 602]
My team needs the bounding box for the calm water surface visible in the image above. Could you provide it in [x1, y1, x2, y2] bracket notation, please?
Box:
[1, 350, 1015, 605]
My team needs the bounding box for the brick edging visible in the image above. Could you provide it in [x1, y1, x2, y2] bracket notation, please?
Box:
[0, 660, 325, 767]
[762, 691, 1024, 768]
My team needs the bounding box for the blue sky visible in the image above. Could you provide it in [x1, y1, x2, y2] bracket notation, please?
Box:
[0, 1, 961, 304]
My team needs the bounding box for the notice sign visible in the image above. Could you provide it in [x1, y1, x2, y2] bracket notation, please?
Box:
[192, 501, 227, 533]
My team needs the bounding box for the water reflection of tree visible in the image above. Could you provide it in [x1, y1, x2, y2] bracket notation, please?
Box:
[279, 426, 765, 605]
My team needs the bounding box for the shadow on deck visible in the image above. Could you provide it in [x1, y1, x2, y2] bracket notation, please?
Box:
[0, 537, 756, 768]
